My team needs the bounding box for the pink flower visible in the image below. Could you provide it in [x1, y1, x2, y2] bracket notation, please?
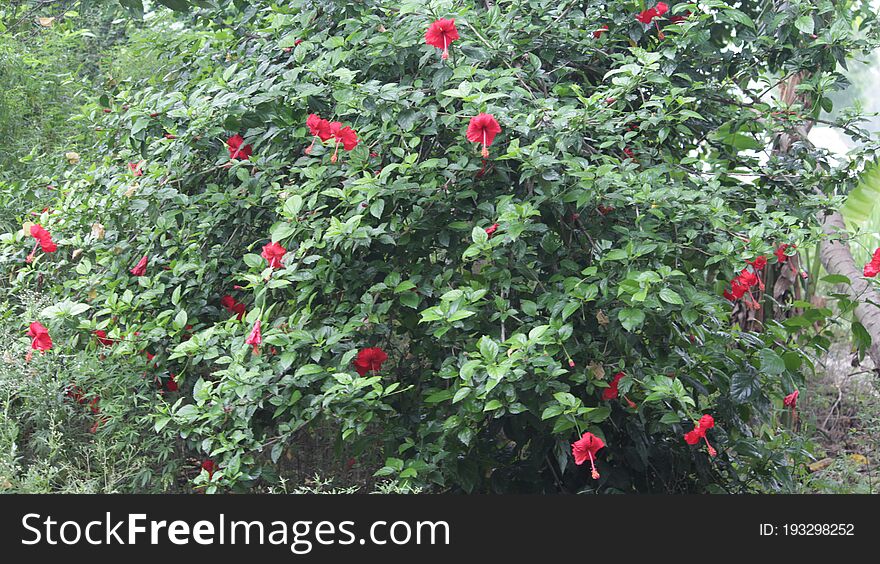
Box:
[571, 432, 605, 479]
[245, 319, 262, 355]
[129, 161, 144, 176]
[425, 18, 459, 60]
[261, 241, 286, 269]
[130, 255, 148, 276]
[466, 113, 502, 158]
[485, 223, 499, 237]
[783, 389, 799, 411]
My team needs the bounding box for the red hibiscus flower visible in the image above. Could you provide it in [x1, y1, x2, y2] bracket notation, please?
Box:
[593, 25, 609, 38]
[683, 414, 717, 457]
[94, 330, 115, 346]
[669, 11, 691, 24]
[746, 255, 767, 270]
[245, 319, 262, 355]
[201, 459, 218, 478]
[864, 248, 880, 278]
[636, 2, 669, 24]
[305, 113, 333, 154]
[28, 321, 53, 351]
[466, 113, 502, 158]
[723, 263, 764, 309]
[571, 431, 605, 479]
[221, 295, 247, 320]
[261, 241, 286, 269]
[89, 418, 103, 434]
[29, 224, 57, 254]
[783, 389, 799, 411]
[353, 347, 388, 376]
[327, 121, 359, 163]
[227, 134, 253, 160]
[485, 223, 499, 237]
[602, 371, 625, 400]
[307, 114, 333, 141]
[129, 161, 144, 176]
[425, 18, 459, 60]
[166, 375, 179, 392]
[623, 147, 635, 159]
[66, 386, 85, 403]
[130, 255, 148, 276]
[775, 243, 796, 263]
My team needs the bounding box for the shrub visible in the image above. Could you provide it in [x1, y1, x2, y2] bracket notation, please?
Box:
[3, 0, 880, 493]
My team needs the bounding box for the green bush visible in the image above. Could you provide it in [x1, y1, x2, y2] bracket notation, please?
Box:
[3, 0, 880, 493]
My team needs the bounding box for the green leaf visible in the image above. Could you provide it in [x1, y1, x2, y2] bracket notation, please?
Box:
[173, 309, 188, 330]
[618, 308, 645, 331]
[447, 309, 476, 322]
[471, 226, 488, 244]
[483, 399, 503, 411]
[452, 387, 472, 404]
[758, 348, 785, 375]
[155, 0, 191, 11]
[659, 288, 684, 305]
[794, 15, 815, 35]
[852, 321, 872, 356]
[478, 336, 499, 360]
[270, 222, 296, 242]
[283, 195, 303, 218]
[399, 292, 420, 309]
[730, 371, 760, 403]
[821, 274, 851, 285]
[131, 117, 150, 135]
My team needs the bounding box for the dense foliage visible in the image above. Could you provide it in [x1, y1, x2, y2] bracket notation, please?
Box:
[3, 0, 880, 493]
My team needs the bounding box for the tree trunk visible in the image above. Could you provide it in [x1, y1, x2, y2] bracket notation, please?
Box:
[817, 210, 880, 366]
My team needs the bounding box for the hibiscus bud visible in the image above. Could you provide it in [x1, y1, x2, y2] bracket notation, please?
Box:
[605, 97, 616, 104]
[103, 108, 111, 113]
[568, 359, 575, 368]
[283, 47, 293, 53]
[150, 112, 160, 118]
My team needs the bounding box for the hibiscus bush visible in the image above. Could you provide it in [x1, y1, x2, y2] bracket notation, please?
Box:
[3, 0, 880, 493]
